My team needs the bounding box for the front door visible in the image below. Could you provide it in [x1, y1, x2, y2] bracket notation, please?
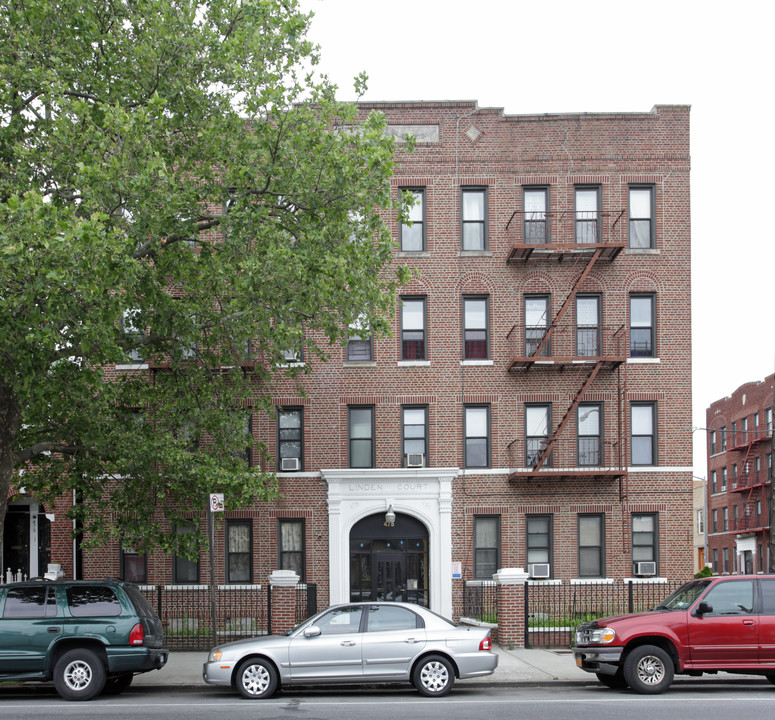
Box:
[374, 552, 403, 602]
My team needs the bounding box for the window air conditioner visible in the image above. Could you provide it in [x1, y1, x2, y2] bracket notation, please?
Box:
[528, 563, 551, 579]
[405, 453, 425, 468]
[636, 561, 657, 576]
[280, 457, 301, 472]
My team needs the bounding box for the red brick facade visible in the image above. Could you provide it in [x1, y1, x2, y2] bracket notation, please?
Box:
[5, 101, 693, 619]
[706, 374, 775, 574]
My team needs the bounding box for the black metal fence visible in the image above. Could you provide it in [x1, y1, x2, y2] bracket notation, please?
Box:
[140, 583, 317, 650]
[525, 579, 688, 648]
[462, 582, 498, 623]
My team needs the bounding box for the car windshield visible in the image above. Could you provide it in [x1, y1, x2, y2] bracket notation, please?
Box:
[652, 580, 711, 610]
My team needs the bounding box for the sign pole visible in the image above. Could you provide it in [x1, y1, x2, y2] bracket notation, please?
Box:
[208, 493, 224, 647]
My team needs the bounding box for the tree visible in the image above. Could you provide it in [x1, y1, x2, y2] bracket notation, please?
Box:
[0, 0, 407, 558]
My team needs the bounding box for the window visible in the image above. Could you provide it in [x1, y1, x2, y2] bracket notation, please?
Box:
[400, 297, 427, 360]
[712, 548, 718, 573]
[711, 469, 717, 494]
[576, 295, 600, 357]
[578, 404, 602, 466]
[121, 308, 144, 363]
[712, 509, 718, 533]
[526, 515, 553, 572]
[464, 405, 490, 468]
[697, 509, 704, 535]
[461, 187, 488, 250]
[402, 406, 428, 466]
[173, 523, 199, 584]
[277, 407, 303, 471]
[67, 586, 122, 617]
[524, 295, 550, 357]
[473, 516, 500, 580]
[629, 186, 655, 249]
[523, 187, 548, 244]
[631, 402, 656, 465]
[631, 513, 658, 575]
[722, 506, 728, 531]
[463, 296, 489, 360]
[630, 294, 656, 357]
[525, 404, 551, 467]
[226, 520, 252, 584]
[347, 316, 373, 361]
[721, 426, 727, 451]
[575, 186, 600, 244]
[721, 467, 727, 492]
[3, 586, 56, 618]
[278, 518, 305, 580]
[710, 430, 717, 455]
[121, 548, 147, 584]
[316, 605, 362, 635]
[578, 514, 605, 578]
[723, 547, 730, 574]
[400, 188, 425, 252]
[365, 604, 420, 632]
[767, 408, 773, 435]
[348, 406, 374, 468]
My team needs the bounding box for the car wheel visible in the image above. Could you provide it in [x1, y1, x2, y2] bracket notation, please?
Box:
[102, 673, 134, 695]
[235, 658, 279, 699]
[53, 648, 107, 701]
[413, 654, 455, 697]
[623, 645, 674, 694]
[596, 671, 628, 689]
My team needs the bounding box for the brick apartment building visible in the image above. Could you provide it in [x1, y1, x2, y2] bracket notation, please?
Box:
[706, 374, 775, 574]
[4, 101, 693, 619]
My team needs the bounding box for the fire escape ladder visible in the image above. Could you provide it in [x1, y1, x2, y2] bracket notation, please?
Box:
[740, 444, 757, 530]
[531, 361, 604, 471]
[529, 248, 604, 359]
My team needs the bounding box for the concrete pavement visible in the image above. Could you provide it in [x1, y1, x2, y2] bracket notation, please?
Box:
[131, 645, 771, 689]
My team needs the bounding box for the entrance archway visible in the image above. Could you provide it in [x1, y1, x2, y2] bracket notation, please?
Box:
[349, 512, 429, 607]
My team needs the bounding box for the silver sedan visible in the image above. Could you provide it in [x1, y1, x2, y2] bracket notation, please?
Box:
[203, 601, 497, 699]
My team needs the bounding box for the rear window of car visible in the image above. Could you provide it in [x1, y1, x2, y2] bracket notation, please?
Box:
[66, 586, 122, 617]
[124, 584, 156, 619]
[2, 587, 57, 618]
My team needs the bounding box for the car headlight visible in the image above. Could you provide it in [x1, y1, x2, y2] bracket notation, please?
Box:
[576, 627, 616, 644]
[209, 649, 223, 663]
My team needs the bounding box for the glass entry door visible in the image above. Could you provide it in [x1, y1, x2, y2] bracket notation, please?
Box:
[350, 512, 429, 607]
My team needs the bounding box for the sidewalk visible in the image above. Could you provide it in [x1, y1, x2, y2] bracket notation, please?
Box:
[130, 646, 595, 688]
[132, 645, 770, 689]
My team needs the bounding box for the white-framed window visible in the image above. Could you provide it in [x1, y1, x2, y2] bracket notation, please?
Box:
[461, 187, 488, 250]
[629, 185, 655, 249]
[400, 188, 425, 252]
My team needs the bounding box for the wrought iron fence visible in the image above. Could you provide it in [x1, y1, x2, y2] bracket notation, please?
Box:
[525, 579, 688, 648]
[138, 583, 316, 651]
[462, 582, 498, 623]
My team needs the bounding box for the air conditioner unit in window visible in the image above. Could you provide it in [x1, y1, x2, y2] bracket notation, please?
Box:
[636, 561, 657, 577]
[528, 563, 551, 579]
[405, 453, 425, 468]
[280, 457, 301, 472]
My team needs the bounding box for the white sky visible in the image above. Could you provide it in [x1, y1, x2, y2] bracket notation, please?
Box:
[299, 0, 775, 477]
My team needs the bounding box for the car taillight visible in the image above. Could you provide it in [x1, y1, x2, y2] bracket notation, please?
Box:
[479, 636, 492, 651]
[129, 622, 145, 646]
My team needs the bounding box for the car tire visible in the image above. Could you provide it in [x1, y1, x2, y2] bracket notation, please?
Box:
[596, 671, 628, 689]
[102, 673, 134, 695]
[53, 648, 107, 701]
[413, 654, 455, 697]
[235, 657, 279, 699]
[623, 645, 674, 694]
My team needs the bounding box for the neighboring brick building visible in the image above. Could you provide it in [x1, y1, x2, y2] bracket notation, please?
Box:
[4, 101, 694, 619]
[706, 374, 775, 574]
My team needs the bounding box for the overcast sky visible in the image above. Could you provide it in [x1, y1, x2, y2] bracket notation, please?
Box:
[299, 0, 775, 476]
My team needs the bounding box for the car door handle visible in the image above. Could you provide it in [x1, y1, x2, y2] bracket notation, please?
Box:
[341, 640, 356, 647]
[47, 627, 60, 633]
[404, 638, 421, 644]
[743, 619, 755, 626]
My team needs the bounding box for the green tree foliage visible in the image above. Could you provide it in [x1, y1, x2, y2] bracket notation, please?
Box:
[0, 0, 407, 557]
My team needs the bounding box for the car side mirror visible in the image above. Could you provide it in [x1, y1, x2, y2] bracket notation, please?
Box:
[695, 601, 713, 616]
[304, 625, 321, 638]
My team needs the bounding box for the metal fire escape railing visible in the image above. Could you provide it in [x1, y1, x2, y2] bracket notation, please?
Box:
[505, 206, 628, 483]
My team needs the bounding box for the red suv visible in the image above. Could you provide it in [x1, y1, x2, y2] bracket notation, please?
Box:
[573, 575, 775, 693]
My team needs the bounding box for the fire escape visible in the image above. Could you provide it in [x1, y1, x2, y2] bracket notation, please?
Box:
[728, 424, 773, 533]
[505, 205, 628, 490]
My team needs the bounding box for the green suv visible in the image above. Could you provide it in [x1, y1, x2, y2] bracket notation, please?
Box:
[0, 579, 168, 700]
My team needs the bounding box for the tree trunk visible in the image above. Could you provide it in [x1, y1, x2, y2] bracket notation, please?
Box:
[0, 380, 22, 550]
